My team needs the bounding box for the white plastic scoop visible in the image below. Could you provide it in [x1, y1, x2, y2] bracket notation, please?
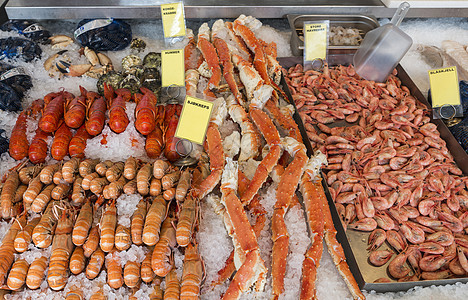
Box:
[353, 2, 413, 82]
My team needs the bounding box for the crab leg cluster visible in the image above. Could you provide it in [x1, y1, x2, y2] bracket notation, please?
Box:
[185, 14, 364, 299]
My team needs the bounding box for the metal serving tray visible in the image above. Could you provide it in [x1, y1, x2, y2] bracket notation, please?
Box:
[287, 14, 380, 57]
[278, 54, 468, 293]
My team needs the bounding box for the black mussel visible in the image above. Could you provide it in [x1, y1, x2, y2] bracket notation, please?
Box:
[0, 129, 8, 155]
[0, 62, 32, 97]
[0, 37, 42, 62]
[0, 20, 51, 43]
[140, 67, 161, 94]
[0, 81, 21, 112]
[120, 73, 140, 94]
[143, 52, 161, 71]
[130, 38, 146, 52]
[97, 70, 124, 95]
[75, 19, 132, 51]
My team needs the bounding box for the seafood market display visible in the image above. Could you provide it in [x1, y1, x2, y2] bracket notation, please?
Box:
[0, 157, 205, 298]
[287, 62, 468, 283]
[1, 10, 467, 300]
[7, 85, 180, 163]
[0, 14, 366, 300]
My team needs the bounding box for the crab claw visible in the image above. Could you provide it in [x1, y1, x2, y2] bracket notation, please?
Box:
[56, 60, 92, 77]
[44, 50, 68, 71]
[49, 35, 74, 49]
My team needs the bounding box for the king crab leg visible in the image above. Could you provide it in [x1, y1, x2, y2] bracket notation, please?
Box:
[220, 158, 267, 299]
[197, 23, 222, 98]
[271, 137, 308, 299]
[300, 153, 365, 300]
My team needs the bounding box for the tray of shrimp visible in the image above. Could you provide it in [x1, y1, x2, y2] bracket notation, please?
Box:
[279, 53, 468, 293]
[287, 14, 380, 56]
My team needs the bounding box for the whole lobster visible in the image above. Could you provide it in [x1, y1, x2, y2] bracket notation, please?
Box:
[64, 86, 88, 129]
[164, 103, 182, 162]
[145, 105, 165, 159]
[28, 127, 51, 164]
[85, 91, 107, 136]
[105, 83, 130, 134]
[69, 124, 91, 158]
[50, 122, 73, 161]
[39, 91, 74, 133]
[134, 87, 157, 135]
[9, 99, 44, 160]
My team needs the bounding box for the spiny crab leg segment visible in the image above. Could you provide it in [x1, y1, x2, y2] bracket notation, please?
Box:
[231, 16, 302, 143]
[193, 98, 227, 199]
[241, 107, 281, 205]
[197, 23, 222, 98]
[322, 182, 365, 300]
[300, 167, 325, 299]
[231, 54, 273, 104]
[185, 69, 200, 97]
[271, 137, 308, 299]
[226, 95, 260, 162]
[209, 169, 267, 289]
[233, 16, 270, 86]
[212, 20, 246, 108]
[225, 21, 252, 62]
[264, 99, 303, 143]
[261, 40, 282, 85]
[185, 29, 201, 70]
[220, 157, 267, 300]
[300, 153, 365, 300]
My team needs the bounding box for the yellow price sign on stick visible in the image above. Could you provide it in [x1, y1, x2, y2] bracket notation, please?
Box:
[161, 2, 186, 38]
[304, 22, 328, 62]
[175, 96, 214, 145]
[428, 66, 460, 108]
[161, 49, 185, 87]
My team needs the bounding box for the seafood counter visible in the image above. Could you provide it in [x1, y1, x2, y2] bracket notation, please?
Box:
[0, 14, 467, 300]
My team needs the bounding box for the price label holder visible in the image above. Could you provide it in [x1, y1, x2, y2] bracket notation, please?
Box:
[161, 49, 185, 104]
[303, 21, 329, 71]
[161, 2, 186, 46]
[428, 66, 462, 120]
[175, 96, 213, 145]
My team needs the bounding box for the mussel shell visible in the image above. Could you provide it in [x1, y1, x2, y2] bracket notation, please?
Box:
[143, 52, 161, 71]
[140, 67, 161, 94]
[120, 73, 140, 94]
[121, 55, 142, 72]
[0, 129, 8, 155]
[0, 37, 42, 62]
[0, 62, 32, 97]
[97, 70, 124, 95]
[0, 81, 21, 112]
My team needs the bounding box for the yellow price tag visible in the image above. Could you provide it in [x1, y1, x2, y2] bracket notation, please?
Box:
[175, 96, 213, 145]
[304, 22, 328, 62]
[428, 66, 460, 108]
[161, 2, 186, 38]
[161, 49, 185, 87]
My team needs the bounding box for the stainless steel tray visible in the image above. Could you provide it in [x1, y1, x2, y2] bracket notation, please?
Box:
[278, 54, 468, 293]
[287, 14, 379, 57]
